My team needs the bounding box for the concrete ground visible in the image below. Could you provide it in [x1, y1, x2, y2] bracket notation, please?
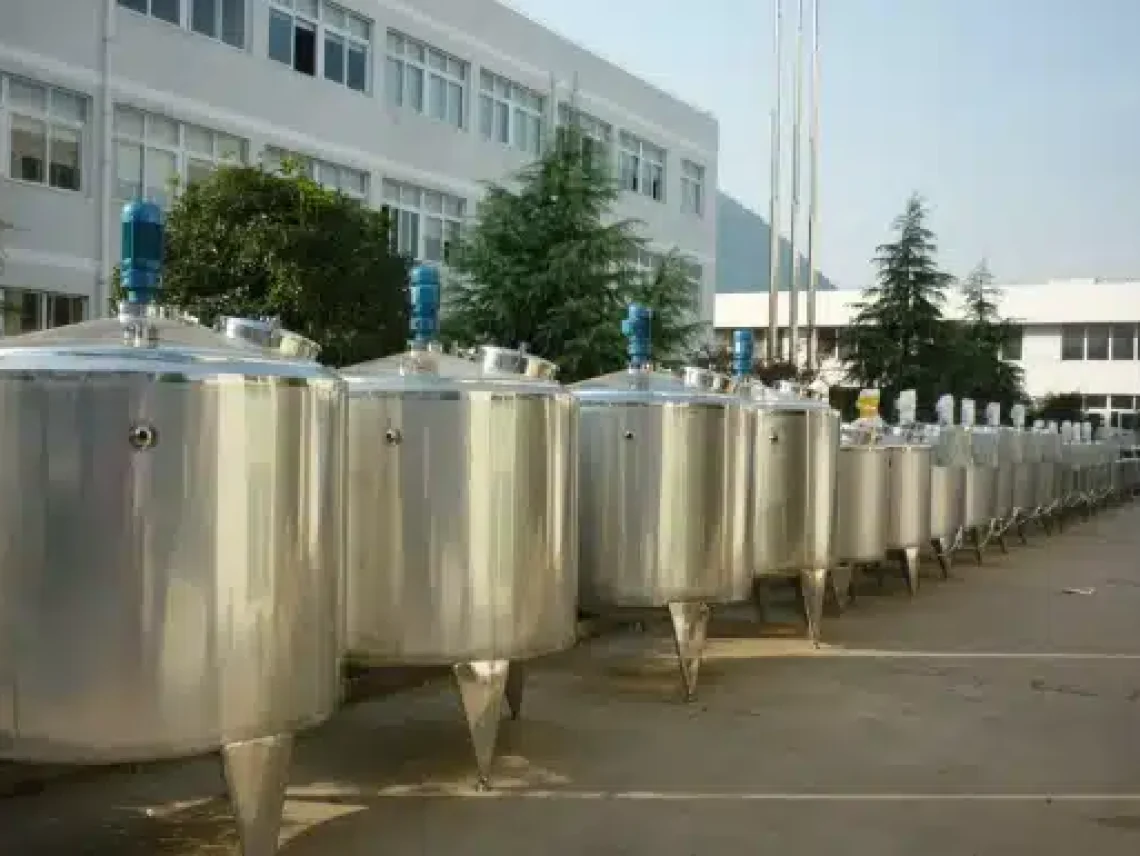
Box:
[5, 504, 1140, 854]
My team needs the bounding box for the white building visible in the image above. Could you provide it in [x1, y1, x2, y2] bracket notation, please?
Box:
[0, 0, 718, 334]
[715, 279, 1140, 426]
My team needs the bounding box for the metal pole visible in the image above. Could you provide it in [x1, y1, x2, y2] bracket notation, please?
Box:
[805, 0, 821, 370]
[766, 0, 784, 364]
[787, 0, 806, 367]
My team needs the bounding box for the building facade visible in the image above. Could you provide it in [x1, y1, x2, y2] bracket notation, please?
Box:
[0, 0, 719, 335]
[715, 279, 1140, 427]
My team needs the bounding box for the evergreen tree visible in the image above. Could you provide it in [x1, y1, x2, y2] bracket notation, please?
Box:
[948, 260, 1026, 410]
[443, 121, 704, 381]
[840, 193, 953, 418]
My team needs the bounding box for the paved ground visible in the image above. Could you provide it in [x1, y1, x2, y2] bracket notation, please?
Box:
[5, 504, 1140, 854]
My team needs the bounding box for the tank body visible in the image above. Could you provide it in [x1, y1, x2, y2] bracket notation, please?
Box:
[963, 466, 996, 527]
[928, 426, 969, 539]
[575, 368, 745, 608]
[885, 444, 933, 548]
[1015, 433, 1039, 510]
[751, 402, 840, 576]
[0, 319, 344, 764]
[343, 348, 578, 664]
[834, 446, 889, 563]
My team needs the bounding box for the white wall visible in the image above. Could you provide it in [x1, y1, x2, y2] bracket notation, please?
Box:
[0, 0, 718, 326]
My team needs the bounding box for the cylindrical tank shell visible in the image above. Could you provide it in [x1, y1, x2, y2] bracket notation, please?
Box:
[0, 315, 344, 764]
[573, 367, 746, 608]
[929, 465, 965, 538]
[885, 444, 932, 548]
[834, 446, 889, 563]
[993, 464, 1015, 516]
[342, 348, 577, 664]
[751, 401, 839, 577]
[963, 466, 996, 527]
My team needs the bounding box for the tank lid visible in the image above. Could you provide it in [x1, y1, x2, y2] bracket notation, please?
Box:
[571, 365, 732, 404]
[341, 342, 560, 387]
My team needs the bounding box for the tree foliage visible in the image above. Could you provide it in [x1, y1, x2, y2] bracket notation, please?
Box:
[442, 122, 704, 381]
[116, 163, 410, 366]
[840, 194, 1026, 420]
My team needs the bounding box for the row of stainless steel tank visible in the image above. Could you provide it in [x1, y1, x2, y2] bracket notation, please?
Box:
[3, 205, 1138, 855]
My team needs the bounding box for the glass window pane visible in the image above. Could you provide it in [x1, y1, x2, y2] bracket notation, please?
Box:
[151, 0, 179, 24]
[429, 75, 446, 119]
[186, 158, 215, 185]
[49, 125, 82, 190]
[347, 45, 367, 92]
[268, 10, 293, 65]
[185, 124, 213, 156]
[221, 0, 245, 47]
[296, 0, 318, 17]
[114, 105, 145, 138]
[50, 90, 86, 123]
[478, 95, 494, 137]
[9, 78, 47, 113]
[10, 116, 47, 183]
[1060, 325, 1083, 360]
[386, 31, 403, 53]
[495, 101, 509, 143]
[192, 0, 218, 38]
[348, 16, 369, 40]
[447, 82, 463, 127]
[442, 196, 462, 218]
[382, 179, 399, 202]
[405, 65, 424, 111]
[324, 33, 345, 82]
[1111, 324, 1135, 360]
[386, 58, 403, 105]
[400, 185, 420, 207]
[146, 114, 179, 146]
[115, 142, 143, 199]
[422, 216, 443, 261]
[216, 134, 243, 162]
[324, 4, 346, 29]
[144, 147, 178, 207]
[1087, 324, 1110, 360]
[422, 191, 441, 213]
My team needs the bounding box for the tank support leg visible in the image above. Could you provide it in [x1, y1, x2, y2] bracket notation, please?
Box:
[1016, 513, 1029, 545]
[667, 600, 711, 702]
[453, 660, 510, 789]
[222, 733, 294, 856]
[799, 568, 828, 648]
[900, 547, 920, 595]
[504, 661, 525, 721]
[826, 565, 854, 614]
[970, 526, 984, 565]
[750, 578, 772, 624]
[931, 537, 951, 579]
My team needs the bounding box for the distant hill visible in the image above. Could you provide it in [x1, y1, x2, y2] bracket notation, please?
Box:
[716, 191, 839, 293]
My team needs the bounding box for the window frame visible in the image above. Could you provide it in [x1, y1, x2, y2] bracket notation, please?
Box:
[556, 102, 613, 172]
[2, 74, 89, 194]
[1086, 323, 1110, 361]
[1111, 323, 1136, 360]
[113, 104, 247, 208]
[618, 130, 666, 202]
[380, 178, 466, 264]
[680, 159, 705, 216]
[385, 30, 467, 129]
[478, 69, 546, 156]
[263, 146, 369, 201]
[267, 0, 372, 93]
[117, 0, 248, 50]
[1059, 324, 1084, 361]
[0, 287, 88, 336]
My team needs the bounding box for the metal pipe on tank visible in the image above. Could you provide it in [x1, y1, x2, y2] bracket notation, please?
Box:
[766, 0, 784, 364]
[805, 0, 821, 370]
[787, 0, 806, 367]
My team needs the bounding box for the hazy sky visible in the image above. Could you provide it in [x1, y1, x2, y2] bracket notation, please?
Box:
[503, 0, 1140, 289]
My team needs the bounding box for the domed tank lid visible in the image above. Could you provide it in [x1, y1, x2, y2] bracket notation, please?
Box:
[340, 263, 562, 390]
[0, 202, 331, 381]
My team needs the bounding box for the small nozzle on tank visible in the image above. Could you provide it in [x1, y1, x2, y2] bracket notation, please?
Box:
[621, 303, 652, 370]
[1011, 404, 1027, 429]
[896, 389, 917, 426]
[120, 200, 164, 305]
[935, 394, 955, 426]
[985, 402, 1002, 427]
[409, 263, 441, 349]
[731, 329, 754, 379]
[960, 399, 976, 427]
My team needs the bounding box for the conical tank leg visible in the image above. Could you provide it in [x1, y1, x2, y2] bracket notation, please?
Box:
[453, 660, 510, 789]
[667, 601, 710, 702]
[932, 537, 951, 578]
[799, 568, 828, 647]
[900, 547, 919, 596]
[222, 733, 294, 856]
[504, 661, 525, 721]
[826, 566, 854, 614]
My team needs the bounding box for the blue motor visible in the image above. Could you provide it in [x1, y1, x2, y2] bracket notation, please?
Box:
[621, 303, 652, 370]
[732, 329, 754, 379]
[120, 200, 164, 305]
[409, 263, 441, 348]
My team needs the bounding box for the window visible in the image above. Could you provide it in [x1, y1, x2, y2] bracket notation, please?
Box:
[478, 70, 545, 156]
[1086, 324, 1109, 360]
[381, 179, 465, 263]
[3, 75, 87, 192]
[1060, 324, 1084, 360]
[682, 260, 703, 288]
[556, 103, 612, 171]
[1111, 395, 1134, 411]
[268, 1, 369, 92]
[118, 0, 246, 49]
[816, 327, 839, 359]
[114, 105, 246, 208]
[1, 288, 87, 335]
[680, 159, 704, 216]
[264, 146, 368, 200]
[619, 131, 665, 201]
[1111, 323, 1136, 360]
[386, 31, 466, 128]
[1001, 325, 1023, 361]
[1083, 394, 1107, 410]
[629, 248, 662, 275]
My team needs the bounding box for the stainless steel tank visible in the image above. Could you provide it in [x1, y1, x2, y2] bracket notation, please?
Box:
[991, 427, 1017, 523]
[574, 306, 746, 701]
[961, 420, 999, 562]
[0, 201, 343, 856]
[340, 265, 577, 787]
[883, 436, 932, 593]
[927, 422, 969, 575]
[834, 440, 889, 565]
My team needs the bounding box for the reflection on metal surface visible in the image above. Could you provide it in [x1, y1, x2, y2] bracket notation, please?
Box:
[454, 660, 511, 788]
[667, 601, 710, 702]
[222, 733, 294, 856]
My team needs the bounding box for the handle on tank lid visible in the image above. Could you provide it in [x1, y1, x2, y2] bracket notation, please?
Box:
[935, 394, 955, 426]
[985, 402, 1001, 427]
[409, 263, 441, 349]
[960, 399, 976, 427]
[621, 303, 652, 370]
[731, 329, 753, 379]
[120, 200, 164, 306]
[1011, 404, 1026, 429]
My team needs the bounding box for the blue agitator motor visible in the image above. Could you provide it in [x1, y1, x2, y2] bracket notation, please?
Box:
[732, 329, 754, 379]
[409, 263, 441, 347]
[120, 200, 165, 305]
[621, 303, 652, 370]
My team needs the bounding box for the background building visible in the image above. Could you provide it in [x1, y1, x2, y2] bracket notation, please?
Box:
[0, 0, 718, 334]
[715, 279, 1140, 426]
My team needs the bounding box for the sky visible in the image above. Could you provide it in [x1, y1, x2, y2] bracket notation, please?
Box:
[502, 0, 1140, 290]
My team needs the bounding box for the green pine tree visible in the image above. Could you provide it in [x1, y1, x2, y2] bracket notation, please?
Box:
[949, 260, 1026, 411]
[442, 121, 704, 381]
[840, 193, 953, 418]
